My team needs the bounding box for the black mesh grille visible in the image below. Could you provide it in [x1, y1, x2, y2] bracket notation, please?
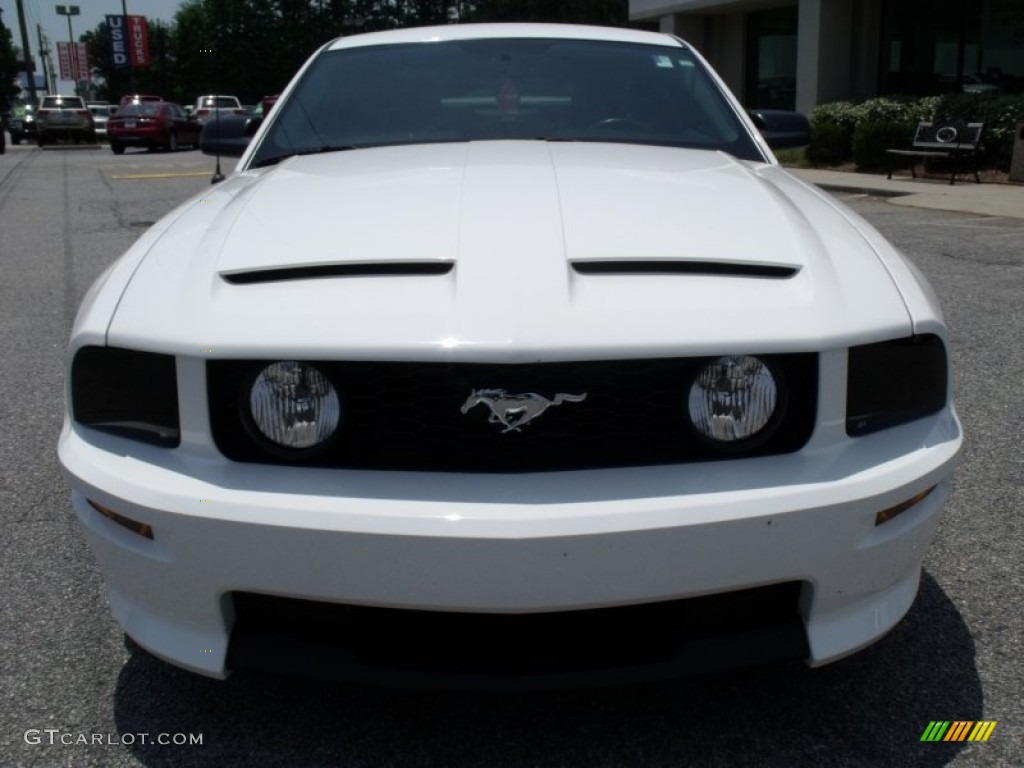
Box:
[208, 355, 817, 472]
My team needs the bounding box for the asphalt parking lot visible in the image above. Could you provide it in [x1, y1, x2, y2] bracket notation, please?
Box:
[0, 143, 1021, 767]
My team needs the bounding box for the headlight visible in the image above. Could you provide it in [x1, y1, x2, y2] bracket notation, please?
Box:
[71, 346, 180, 446]
[688, 355, 778, 443]
[249, 362, 341, 449]
[846, 334, 947, 436]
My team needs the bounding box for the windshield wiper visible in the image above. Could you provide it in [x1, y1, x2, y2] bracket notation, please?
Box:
[250, 144, 363, 169]
[295, 144, 363, 156]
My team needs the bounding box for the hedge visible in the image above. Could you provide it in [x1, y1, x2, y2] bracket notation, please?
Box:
[807, 93, 1024, 171]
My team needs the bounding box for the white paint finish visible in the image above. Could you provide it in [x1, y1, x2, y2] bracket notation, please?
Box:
[62, 422, 959, 673]
[326, 22, 680, 50]
[219, 144, 469, 275]
[103, 142, 914, 360]
[60, 23, 963, 681]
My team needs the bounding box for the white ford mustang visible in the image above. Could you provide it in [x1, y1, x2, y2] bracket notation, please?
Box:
[60, 23, 962, 687]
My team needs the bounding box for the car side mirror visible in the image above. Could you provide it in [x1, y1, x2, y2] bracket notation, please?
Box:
[749, 109, 811, 150]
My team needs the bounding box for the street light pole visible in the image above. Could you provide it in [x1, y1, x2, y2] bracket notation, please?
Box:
[55, 5, 80, 87]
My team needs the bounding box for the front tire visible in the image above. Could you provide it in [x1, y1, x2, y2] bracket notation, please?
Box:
[167, 132, 179, 152]
[110, 141, 125, 155]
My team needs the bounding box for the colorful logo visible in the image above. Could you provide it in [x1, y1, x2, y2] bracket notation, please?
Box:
[920, 721, 997, 742]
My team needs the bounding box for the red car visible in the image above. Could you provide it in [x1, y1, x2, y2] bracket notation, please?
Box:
[107, 101, 200, 154]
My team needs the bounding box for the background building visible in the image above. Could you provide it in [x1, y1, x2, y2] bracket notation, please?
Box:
[630, 0, 1024, 112]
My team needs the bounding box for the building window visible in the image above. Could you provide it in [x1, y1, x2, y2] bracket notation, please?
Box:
[881, 0, 1023, 95]
[746, 6, 798, 109]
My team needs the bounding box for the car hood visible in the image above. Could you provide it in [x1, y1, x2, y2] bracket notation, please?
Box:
[107, 141, 919, 360]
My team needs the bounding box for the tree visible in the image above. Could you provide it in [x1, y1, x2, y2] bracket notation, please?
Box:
[347, 0, 457, 29]
[0, 19, 22, 114]
[464, 0, 628, 25]
[74, 0, 632, 107]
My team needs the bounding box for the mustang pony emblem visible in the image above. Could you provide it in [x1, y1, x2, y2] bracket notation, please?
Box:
[460, 389, 588, 433]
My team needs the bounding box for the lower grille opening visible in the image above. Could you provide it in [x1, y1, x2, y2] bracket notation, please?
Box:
[226, 583, 809, 689]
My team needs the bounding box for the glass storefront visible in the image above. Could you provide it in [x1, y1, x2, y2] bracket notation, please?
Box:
[881, 0, 1024, 94]
[746, 6, 799, 109]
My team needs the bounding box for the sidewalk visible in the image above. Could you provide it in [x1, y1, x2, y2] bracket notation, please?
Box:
[789, 167, 1024, 220]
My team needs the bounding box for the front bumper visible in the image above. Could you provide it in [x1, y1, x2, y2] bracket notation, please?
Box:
[59, 407, 960, 684]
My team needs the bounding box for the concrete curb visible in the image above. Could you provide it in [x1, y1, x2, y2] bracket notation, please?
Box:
[788, 168, 1024, 220]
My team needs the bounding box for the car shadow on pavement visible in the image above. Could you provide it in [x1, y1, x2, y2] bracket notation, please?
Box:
[113, 571, 979, 767]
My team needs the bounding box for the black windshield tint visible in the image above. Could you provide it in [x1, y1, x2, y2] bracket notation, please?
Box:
[118, 104, 161, 117]
[250, 38, 764, 166]
[42, 97, 85, 109]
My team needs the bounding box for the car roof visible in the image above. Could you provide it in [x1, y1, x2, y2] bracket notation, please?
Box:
[119, 100, 176, 108]
[324, 22, 681, 52]
[120, 94, 162, 104]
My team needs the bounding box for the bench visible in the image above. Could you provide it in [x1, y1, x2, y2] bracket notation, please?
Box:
[886, 120, 984, 185]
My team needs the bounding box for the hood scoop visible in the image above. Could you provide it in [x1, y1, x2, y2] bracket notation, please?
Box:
[571, 260, 800, 279]
[221, 261, 453, 285]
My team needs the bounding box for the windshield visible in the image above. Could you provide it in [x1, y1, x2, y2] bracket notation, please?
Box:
[249, 38, 764, 168]
[202, 97, 239, 108]
[41, 96, 85, 109]
[118, 104, 161, 117]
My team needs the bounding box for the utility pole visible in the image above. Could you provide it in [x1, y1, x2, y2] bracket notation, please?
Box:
[37, 25, 54, 95]
[121, 0, 135, 91]
[13, 0, 38, 103]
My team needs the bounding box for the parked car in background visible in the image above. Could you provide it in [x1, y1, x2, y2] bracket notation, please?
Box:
[193, 94, 246, 124]
[62, 23, 962, 687]
[107, 101, 199, 154]
[960, 74, 1000, 94]
[120, 94, 163, 106]
[87, 103, 117, 139]
[236, 95, 280, 126]
[7, 104, 37, 144]
[260, 94, 280, 116]
[36, 95, 96, 145]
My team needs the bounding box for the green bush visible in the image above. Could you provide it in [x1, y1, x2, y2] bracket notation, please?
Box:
[807, 121, 853, 164]
[932, 94, 1024, 166]
[806, 101, 858, 164]
[853, 118, 915, 169]
[805, 92, 1024, 171]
